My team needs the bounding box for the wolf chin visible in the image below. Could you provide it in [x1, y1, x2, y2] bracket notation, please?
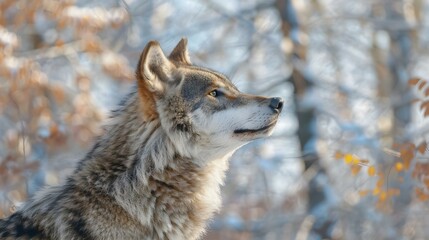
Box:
[0, 38, 283, 239]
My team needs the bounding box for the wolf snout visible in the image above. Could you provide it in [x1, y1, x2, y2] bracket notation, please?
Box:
[269, 97, 284, 113]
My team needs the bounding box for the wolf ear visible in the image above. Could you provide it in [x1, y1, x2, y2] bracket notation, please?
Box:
[169, 38, 191, 65]
[137, 41, 174, 94]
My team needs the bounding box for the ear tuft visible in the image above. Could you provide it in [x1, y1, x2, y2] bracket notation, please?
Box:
[136, 41, 174, 121]
[169, 38, 191, 65]
[136, 41, 173, 94]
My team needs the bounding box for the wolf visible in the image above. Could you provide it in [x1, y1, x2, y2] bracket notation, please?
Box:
[0, 38, 283, 239]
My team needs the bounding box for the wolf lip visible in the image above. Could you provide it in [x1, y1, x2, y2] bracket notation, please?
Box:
[234, 122, 276, 134]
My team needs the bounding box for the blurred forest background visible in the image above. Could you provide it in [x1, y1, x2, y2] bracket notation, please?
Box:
[1, 0, 429, 239]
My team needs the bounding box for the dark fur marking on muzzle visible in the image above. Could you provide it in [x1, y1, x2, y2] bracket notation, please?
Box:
[234, 123, 274, 134]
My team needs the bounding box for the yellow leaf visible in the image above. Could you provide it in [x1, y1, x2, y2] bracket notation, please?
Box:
[359, 190, 370, 197]
[395, 162, 404, 172]
[344, 154, 353, 164]
[379, 191, 387, 202]
[373, 188, 380, 196]
[368, 166, 376, 176]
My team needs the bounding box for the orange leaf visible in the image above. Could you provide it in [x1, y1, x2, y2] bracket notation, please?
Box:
[334, 151, 343, 160]
[408, 77, 421, 86]
[351, 165, 362, 176]
[51, 85, 66, 104]
[376, 178, 384, 189]
[376, 169, 385, 178]
[416, 188, 429, 201]
[368, 166, 376, 176]
[388, 188, 400, 196]
[55, 39, 64, 47]
[424, 178, 429, 189]
[395, 162, 404, 172]
[379, 191, 387, 202]
[400, 148, 414, 169]
[418, 142, 427, 154]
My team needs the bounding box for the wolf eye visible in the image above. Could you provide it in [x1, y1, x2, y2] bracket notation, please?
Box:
[208, 90, 219, 97]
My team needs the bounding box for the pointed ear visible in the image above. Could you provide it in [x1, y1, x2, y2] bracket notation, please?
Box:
[136, 41, 174, 94]
[169, 38, 191, 65]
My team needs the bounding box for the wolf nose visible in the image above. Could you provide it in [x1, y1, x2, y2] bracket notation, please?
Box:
[269, 97, 284, 112]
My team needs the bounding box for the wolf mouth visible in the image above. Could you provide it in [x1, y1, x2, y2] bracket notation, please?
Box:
[234, 122, 276, 134]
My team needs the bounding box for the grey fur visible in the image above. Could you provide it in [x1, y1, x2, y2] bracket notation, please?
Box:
[0, 39, 282, 240]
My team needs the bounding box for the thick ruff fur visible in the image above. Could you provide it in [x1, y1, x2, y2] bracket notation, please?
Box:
[0, 39, 283, 239]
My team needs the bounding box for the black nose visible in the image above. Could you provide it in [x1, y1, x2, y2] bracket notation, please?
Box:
[269, 97, 284, 112]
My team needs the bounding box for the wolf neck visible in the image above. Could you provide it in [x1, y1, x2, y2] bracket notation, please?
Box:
[95, 91, 207, 174]
[77, 91, 230, 236]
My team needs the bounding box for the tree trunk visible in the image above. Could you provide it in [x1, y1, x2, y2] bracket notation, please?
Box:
[372, 0, 414, 237]
[275, 0, 336, 238]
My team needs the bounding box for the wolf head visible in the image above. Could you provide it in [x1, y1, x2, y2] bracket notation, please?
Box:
[135, 39, 283, 161]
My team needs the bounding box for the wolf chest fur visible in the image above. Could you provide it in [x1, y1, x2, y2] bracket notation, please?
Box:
[0, 38, 283, 239]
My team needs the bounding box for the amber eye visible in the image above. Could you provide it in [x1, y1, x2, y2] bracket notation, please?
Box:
[208, 90, 218, 97]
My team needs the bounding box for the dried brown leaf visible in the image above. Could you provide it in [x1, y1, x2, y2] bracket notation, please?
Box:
[424, 178, 429, 190]
[409, 77, 421, 86]
[418, 142, 427, 154]
[420, 101, 429, 111]
[425, 87, 429, 97]
[411, 98, 421, 104]
[416, 188, 429, 201]
[50, 85, 66, 104]
[400, 148, 414, 169]
[351, 165, 362, 176]
[419, 81, 427, 90]
[413, 163, 429, 179]
[424, 108, 429, 117]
